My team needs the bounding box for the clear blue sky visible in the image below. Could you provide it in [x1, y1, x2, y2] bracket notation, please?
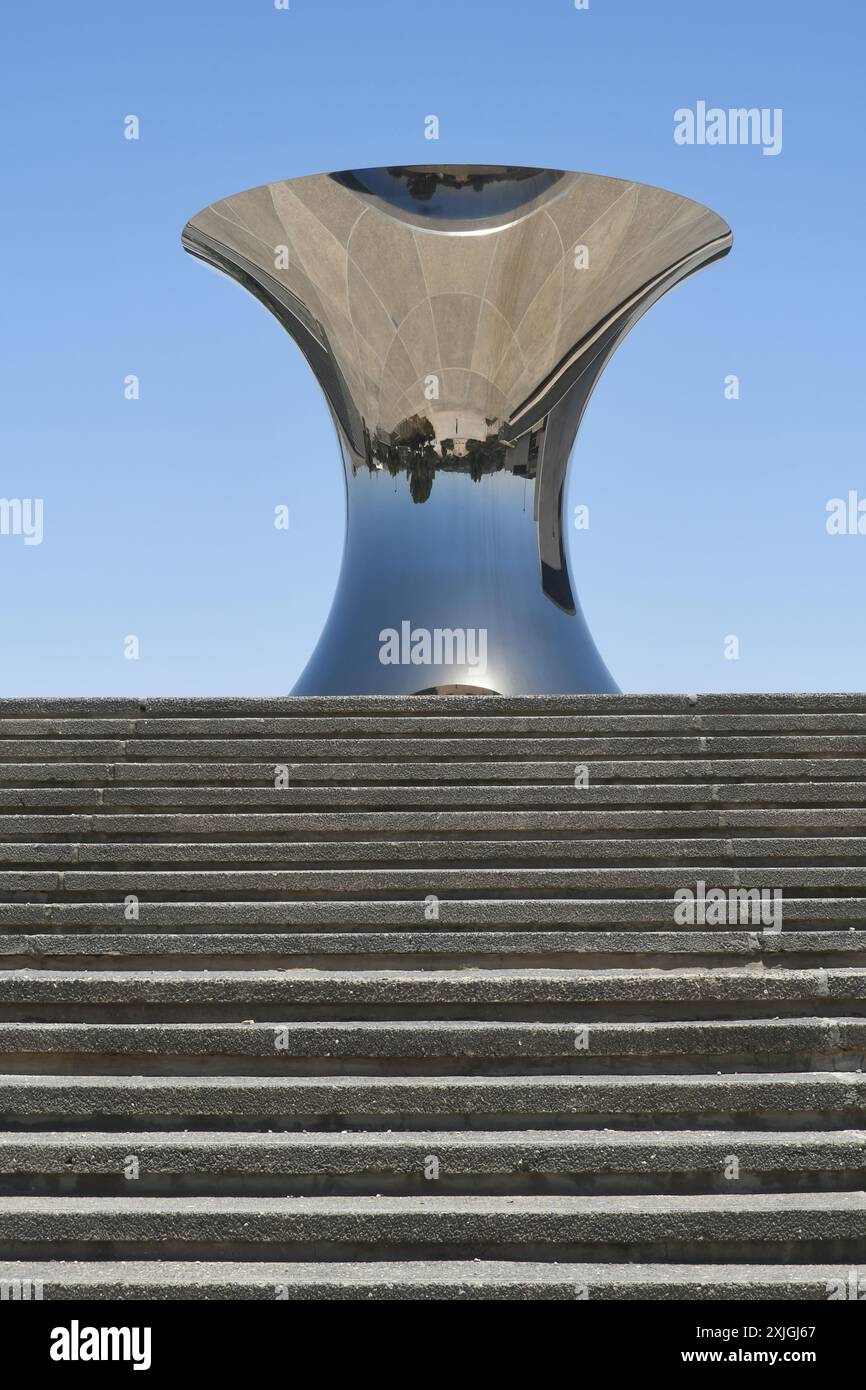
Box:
[1, 0, 864, 695]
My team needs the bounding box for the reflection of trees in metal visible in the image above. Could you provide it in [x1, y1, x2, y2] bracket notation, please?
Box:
[183, 165, 731, 695]
[386, 166, 544, 200]
[333, 165, 565, 220]
[362, 414, 508, 502]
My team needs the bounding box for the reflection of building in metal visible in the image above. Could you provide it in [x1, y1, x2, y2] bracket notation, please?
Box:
[183, 165, 732, 694]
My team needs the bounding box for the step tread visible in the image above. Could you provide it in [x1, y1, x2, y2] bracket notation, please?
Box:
[1, 965, 864, 1002]
[4, 1191, 864, 1210]
[3, 693, 866, 715]
[0, 1258, 859, 1298]
[5, 713, 866, 736]
[1, 1017, 863, 1055]
[1, 901, 862, 927]
[3, 931, 863, 957]
[8, 735, 866, 760]
[6, 835, 866, 866]
[3, 1071, 865, 1107]
[4, 784, 865, 809]
[6, 867, 866, 893]
[3, 760, 866, 787]
[2, 1127, 864, 1155]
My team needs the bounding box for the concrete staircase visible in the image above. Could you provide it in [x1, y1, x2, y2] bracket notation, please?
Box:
[0, 693, 864, 1300]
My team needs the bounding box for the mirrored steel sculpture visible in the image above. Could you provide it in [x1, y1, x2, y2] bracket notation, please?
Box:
[183, 165, 732, 694]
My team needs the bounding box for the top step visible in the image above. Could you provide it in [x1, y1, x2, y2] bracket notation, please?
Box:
[3, 695, 866, 718]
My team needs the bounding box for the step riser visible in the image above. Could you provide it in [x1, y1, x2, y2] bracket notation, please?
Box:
[3, 1109, 864, 1134]
[5, 930, 863, 953]
[5, 1171, 866, 1199]
[7, 714, 866, 735]
[9, 816, 866, 837]
[3, 1020, 861, 1062]
[3, 761, 866, 786]
[5, 1001, 866, 1024]
[4, 947, 866, 971]
[4, 784, 866, 809]
[7, 738, 866, 761]
[2, 1236, 865, 1265]
[5, 695, 866, 715]
[6, 869, 866, 896]
[1, 1050, 864, 1077]
[5, 840, 866, 868]
[3, 971, 865, 1004]
[3, 904, 865, 927]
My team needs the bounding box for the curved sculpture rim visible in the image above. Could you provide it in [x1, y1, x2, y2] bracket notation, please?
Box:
[183, 164, 732, 695]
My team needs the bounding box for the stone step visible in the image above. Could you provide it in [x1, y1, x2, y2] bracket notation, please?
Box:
[4, 760, 866, 789]
[3, 694, 866, 717]
[0, 1193, 864, 1262]
[4, 866, 866, 901]
[5, 836, 866, 870]
[1, 934, 865, 981]
[1, 1072, 864, 1129]
[1, 965, 865, 1004]
[1, 932, 863, 972]
[2, 965, 866, 1031]
[1, 899, 863, 931]
[3, 1129, 865, 1198]
[6, 736, 866, 764]
[3, 1127, 863, 1177]
[0, 1018, 864, 1077]
[6, 808, 866, 840]
[0, 1257, 860, 1299]
[3, 760, 865, 788]
[7, 713, 866, 738]
[4, 782, 865, 811]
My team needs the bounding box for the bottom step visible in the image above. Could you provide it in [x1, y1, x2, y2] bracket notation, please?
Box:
[0, 1260, 864, 1300]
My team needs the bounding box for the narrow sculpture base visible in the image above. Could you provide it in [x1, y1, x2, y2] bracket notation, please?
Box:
[291, 458, 617, 696]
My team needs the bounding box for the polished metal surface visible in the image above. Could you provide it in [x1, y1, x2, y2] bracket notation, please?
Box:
[183, 165, 732, 694]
